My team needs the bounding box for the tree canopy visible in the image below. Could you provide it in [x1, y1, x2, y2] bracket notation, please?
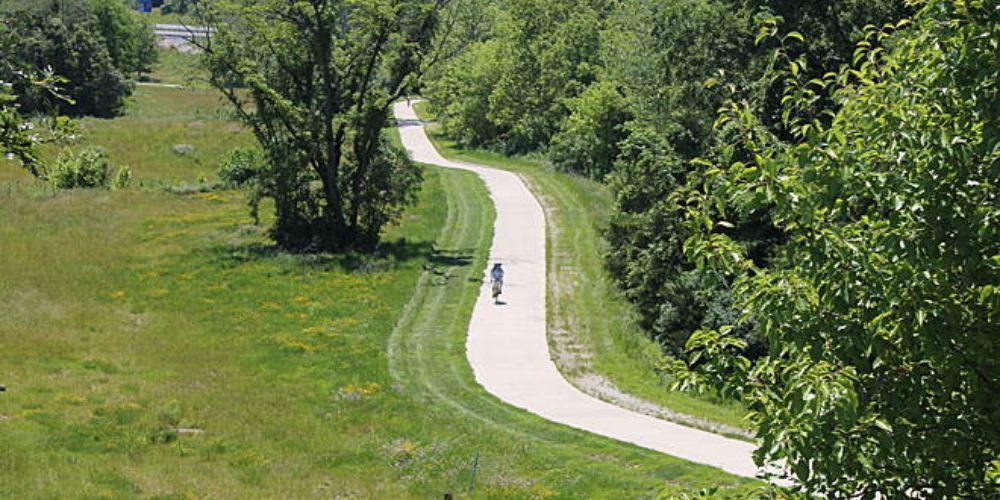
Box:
[0, 0, 156, 117]
[200, 0, 447, 251]
[676, 0, 998, 494]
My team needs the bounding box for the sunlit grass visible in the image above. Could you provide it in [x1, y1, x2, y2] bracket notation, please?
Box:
[0, 71, 759, 496]
[143, 48, 209, 87]
[0, 169, 438, 496]
[1, 60, 242, 187]
[0, 167, 758, 497]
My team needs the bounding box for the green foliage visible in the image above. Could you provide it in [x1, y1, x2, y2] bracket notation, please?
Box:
[677, 1, 999, 495]
[601, 0, 754, 158]
[0, 0, 155, 117]
[427, 0, 606, 153]
[91, 0, 159, 75]
[50, 146, 129, 189]
[605, 126, 695, 351]
[597, 2, 760, 347]
[0, 84, 39, 175]
[549, 80, 630, 179]
[202, 0, 441, 252]
[427, 40, 503, 147]
[603, 0, 910, 361]
[218, 147, 264, 189]
[0, 76, 76, 181]
[111, 162, 131, 189]
[603, 124, 769, 356]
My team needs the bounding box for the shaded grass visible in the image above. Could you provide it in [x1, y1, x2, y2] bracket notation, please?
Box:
[414, 113, 750, 432]
[413, 100, 436, 122]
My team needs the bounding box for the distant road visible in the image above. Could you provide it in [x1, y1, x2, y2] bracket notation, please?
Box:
[153, 23, 213, 53]
[153, 23, 214, 37]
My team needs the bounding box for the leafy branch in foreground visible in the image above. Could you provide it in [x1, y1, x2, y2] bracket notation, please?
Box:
[0, 77, 76, 182]
[198, 0, 448, 252]
[672, 0, 999, 496]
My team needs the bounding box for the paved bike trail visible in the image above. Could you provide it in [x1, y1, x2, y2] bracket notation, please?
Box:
[394, 100, 761, 479]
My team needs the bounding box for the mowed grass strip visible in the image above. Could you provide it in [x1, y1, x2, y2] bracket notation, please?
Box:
[414, 112, 750, 434]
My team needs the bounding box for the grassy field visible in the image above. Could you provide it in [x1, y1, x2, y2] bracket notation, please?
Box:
[0, 87, 249, 187]
[412, 105, 750, 434]
[142, 49, 208, 88]
[0, 71, 760, 496]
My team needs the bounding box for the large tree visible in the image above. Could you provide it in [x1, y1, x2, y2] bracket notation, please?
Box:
[200, 0, 447, 251]
[677, 0, 999, 495]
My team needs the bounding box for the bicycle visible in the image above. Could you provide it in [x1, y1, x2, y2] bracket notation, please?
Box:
[492, 279, 503, 303]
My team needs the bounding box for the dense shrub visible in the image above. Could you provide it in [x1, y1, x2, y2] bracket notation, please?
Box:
[92, 0, 158, 76]
[50, 146, 130, 189]
[427, 0, 605, 154]
[549, 81, 630, 180]
[161, 0, 199, 15]
[601, 0, 754, 158]
[427, 41, 504, 149]
[218, 147, 265, 188]
[603, 125, 766, 354]
[218, 147, 267, 222]
[601, 0, 908, 359]
[111, 163, 131, 190]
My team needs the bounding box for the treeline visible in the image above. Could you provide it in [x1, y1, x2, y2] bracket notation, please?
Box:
[0, 0, 157, 117]
[426, 0, 997, 495]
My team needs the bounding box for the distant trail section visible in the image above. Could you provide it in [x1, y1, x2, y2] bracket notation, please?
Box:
[393, 100, 763, 479]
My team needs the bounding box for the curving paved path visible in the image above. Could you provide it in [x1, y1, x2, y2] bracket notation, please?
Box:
[394, 100, 762, 479]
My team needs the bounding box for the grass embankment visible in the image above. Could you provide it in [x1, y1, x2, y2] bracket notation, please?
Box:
[413, 107, 749, 434]
[0, 80, 757, 495]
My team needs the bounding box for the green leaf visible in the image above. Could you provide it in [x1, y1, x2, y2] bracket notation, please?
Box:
[874, 419, 893, 433]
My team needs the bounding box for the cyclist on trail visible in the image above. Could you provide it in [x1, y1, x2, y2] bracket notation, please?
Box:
[490, 262, 504, 304]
